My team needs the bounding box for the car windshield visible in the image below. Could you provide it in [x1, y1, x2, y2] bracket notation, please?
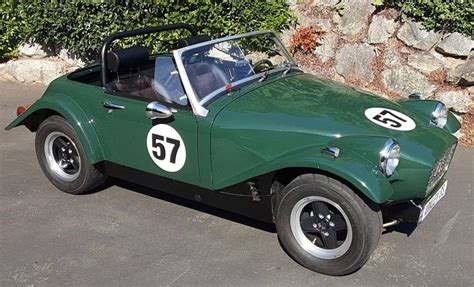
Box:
[179, 32, 294, 104]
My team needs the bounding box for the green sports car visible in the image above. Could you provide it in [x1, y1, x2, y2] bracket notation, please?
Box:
[5, 24, 461, 275]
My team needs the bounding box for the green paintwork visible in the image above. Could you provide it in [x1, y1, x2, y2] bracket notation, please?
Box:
[209, 73, 458, 203]
[5, 78, 104, 163]
[5, 70, 459, 204]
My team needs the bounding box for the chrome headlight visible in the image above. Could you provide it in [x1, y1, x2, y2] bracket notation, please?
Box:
[379, 138, 400, 177]
[431, 102, 448, 128]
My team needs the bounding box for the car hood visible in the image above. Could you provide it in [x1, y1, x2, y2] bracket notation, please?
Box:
[219, 73, 456, 154]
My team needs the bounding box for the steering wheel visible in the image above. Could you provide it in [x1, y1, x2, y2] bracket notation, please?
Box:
[251, 59, 274, 74]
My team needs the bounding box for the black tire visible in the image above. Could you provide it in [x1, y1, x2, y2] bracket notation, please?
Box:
[35, 115, 107, 194]
[275, 174, 382, 276]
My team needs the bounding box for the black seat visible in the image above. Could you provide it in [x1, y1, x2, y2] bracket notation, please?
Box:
[186, 61, 228, 99]
[177, 35, 228, 98]
[105, 46, 158, 100]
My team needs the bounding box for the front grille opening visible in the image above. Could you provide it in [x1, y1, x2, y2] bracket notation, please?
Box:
[426, 144, 456, 194]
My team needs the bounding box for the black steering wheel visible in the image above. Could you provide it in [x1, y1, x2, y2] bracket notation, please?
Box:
[251, 59, 274, 74]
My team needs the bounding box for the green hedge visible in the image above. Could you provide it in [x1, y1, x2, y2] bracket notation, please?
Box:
[387, 0, 473, 36]
[0, 0, 294, 62]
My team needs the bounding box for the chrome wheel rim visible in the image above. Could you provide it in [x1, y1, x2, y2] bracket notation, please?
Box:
[290, 196, 352, 259]
[44, 132, 81, 181]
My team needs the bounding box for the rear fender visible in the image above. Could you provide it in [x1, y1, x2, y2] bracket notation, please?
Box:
[5, 95, 104, 164]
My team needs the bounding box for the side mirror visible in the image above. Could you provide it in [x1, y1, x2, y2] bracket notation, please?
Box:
[145, 101, 177, 119]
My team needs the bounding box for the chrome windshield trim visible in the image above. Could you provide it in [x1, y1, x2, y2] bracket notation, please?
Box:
[173, 30, 297, 117]
[173, 49, 208, 117]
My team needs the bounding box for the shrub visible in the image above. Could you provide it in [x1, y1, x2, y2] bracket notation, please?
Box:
[0, 0, 295, 62]
[0, 1, 29, 61]
[386, 0, 473, 36]
[290, 26, 325, 54]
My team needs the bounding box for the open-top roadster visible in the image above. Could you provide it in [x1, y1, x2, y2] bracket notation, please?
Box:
[6, 24, 461, 275]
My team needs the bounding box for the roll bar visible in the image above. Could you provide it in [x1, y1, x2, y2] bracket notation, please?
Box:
[100, 23, 197, 87]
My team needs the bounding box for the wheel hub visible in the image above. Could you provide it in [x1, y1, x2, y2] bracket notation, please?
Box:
[290, 196, 353, 259]
[44, 132, 81, 181]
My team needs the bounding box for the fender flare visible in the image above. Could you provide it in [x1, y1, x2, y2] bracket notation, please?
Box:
[212, 133, 396, 204]
[271, 146, 394, 204]
[5, 94, 104, 164]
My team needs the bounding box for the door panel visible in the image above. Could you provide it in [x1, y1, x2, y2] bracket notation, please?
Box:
[94, 93, 201, 186]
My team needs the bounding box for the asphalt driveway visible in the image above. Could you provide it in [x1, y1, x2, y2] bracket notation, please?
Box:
[1, 81, 473, 286]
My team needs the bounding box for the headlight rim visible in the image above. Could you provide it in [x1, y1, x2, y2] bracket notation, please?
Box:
[431, 102, 448, 128]
[379, 138, 400, 177]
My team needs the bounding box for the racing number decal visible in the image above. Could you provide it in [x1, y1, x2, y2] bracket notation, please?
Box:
[365, 107, 416, 131]
[151, 134, 180, 163]
[146, 124, 186, 172]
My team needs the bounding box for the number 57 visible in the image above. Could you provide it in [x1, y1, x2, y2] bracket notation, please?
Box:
[151, 134, 180, 164]
[373, 110, 407, 128]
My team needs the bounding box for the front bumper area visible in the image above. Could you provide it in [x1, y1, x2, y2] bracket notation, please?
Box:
[383, 178, 448, 223]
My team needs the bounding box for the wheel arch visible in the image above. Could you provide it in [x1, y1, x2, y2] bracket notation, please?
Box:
[5, 96, 104, 164]
[272, 167, 382, 208]
[267, 148, 394, 206]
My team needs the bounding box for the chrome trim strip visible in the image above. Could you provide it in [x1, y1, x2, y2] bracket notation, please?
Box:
[173, 30, 297, 117]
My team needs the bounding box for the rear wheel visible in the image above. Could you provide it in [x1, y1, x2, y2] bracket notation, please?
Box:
[275, 174, 382, 276]
[35, 116, 107, 194]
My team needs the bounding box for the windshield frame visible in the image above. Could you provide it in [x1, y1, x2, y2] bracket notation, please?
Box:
[173, 30, 296, 117]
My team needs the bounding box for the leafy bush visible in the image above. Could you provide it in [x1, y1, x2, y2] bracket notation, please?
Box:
[0, 1, 29, 61]
[0, 0, 294, 62]
[290, 26, 325, 54]
[386, 0, 473, 36]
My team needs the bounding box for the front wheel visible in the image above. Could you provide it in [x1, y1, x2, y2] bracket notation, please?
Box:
[35, 116, 107, 194]
[275, 174, 382, 276]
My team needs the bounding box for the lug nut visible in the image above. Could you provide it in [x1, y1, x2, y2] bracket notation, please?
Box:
[322, 232, 329, 237]
[329, 221, 335, 227]
[318, 213, 324, 219]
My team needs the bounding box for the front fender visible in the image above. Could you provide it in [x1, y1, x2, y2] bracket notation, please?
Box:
[398, 99, 461, 134]
[212, 137, 393, 204]
[275, 143, 393, 204]
[5, 94, 104, 164]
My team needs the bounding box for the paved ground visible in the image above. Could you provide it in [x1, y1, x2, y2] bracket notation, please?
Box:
[0, 81, 473, 286]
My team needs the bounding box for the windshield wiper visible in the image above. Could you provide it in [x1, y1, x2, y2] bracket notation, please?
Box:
[258, 62, 296, 82]
[282, 62, 296, 76]
[258, 68, 270, 83]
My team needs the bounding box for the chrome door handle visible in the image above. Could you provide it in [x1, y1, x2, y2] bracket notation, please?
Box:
[102, 101, 125, 110]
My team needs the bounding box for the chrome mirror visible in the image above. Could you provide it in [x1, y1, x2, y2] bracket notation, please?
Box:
[145, 101, 177, 119]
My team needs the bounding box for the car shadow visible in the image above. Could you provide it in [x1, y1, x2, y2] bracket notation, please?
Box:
[108, 177, 277, 233]
[383, 222, 418, 236]
[89, 178, 420, 237]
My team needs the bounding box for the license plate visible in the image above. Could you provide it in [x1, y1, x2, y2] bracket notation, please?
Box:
[418, 180, 448, 223]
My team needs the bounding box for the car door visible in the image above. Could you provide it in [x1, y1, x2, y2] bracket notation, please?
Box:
[93, 92, 201, 186]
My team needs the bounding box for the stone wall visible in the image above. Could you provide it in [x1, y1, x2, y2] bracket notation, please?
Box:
[0, 43, 85, 84]
[0, 0, 472, 142]
[284, 0, 472, 143]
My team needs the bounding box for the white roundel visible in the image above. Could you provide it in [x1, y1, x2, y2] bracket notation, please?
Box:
[146, 124, 186, 172]
[365, 107, 416, 131]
